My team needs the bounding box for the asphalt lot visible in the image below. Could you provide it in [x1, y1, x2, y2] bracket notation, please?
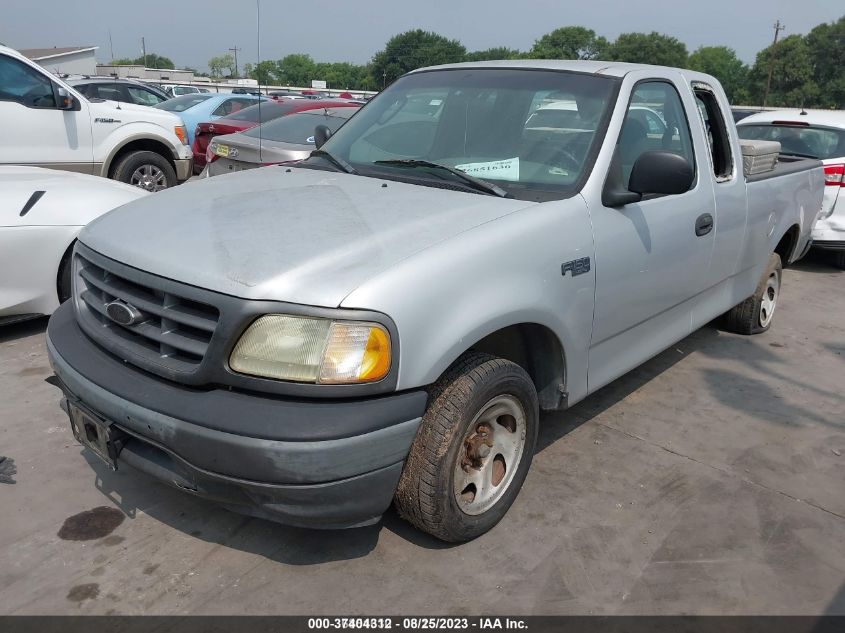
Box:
[1, 253, 843, 615]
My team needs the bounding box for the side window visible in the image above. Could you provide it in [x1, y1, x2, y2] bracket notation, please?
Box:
[0, 54, 57, 108]
[212, 98, 253, 116]
[694, 86, 733, 180]
[126, 86, 164, 106]
[617, 81, 695, 188]
[96, 84, 124, 102]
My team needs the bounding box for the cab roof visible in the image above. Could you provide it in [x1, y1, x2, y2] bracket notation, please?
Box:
[410, 59, 719, 84]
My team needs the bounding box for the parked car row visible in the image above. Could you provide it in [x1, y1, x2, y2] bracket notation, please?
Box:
[193, 99, 360, 173]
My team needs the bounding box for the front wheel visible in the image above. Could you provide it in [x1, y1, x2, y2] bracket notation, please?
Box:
[394, 352, 539, 542]
[111, 150, 176, 192]
[721, 252, 782, 335]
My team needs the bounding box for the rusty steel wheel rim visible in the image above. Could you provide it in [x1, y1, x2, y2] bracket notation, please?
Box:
[452, 394, 527, 516]
[759, 270, 779, 328]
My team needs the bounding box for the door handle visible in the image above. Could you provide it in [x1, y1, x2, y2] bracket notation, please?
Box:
[695, 213, 714, 237]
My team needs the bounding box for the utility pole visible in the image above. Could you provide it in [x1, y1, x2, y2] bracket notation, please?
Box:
[141, 36, 147, 68]
[229, 46, 242, 77]
[762, 20, 785, 108]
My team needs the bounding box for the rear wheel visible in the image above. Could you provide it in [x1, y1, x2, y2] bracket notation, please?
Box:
[721, 252, 782, 335]
[111, 151, 176, 191]
[394, 352, 539, 542]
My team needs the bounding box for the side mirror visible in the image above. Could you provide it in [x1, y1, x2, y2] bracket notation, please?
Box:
[314, 124, 332, 149]
[628, 150, 694, 196]
[602, 150, 694, 207]
[56, 86, 78, 111]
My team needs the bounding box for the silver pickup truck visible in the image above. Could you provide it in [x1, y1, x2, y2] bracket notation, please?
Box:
[46, 61, 824, 542]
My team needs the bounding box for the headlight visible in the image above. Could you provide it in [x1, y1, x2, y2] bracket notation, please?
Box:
[229, 315, 391, 384]
[174, 125, 189, 145]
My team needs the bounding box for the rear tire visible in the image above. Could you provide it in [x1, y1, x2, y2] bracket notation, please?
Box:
[111, 150, 176, 191]
[394, 352, 539, 542]
[721, 252, 782, 335]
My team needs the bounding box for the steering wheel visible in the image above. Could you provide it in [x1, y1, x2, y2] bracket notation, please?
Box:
[547, 146, 581, 174]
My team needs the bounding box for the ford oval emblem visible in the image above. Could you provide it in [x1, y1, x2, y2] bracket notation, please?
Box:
[105, 300, 143, 326]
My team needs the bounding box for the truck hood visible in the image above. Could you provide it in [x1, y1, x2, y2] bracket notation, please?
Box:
[80, 166, 537, 307]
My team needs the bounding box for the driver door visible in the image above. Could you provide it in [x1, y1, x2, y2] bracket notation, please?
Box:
[0, 52, 93, 172]
[588, 80, 716, 392]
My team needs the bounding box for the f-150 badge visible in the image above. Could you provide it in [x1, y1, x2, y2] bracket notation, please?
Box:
[561, 257, 590, 277]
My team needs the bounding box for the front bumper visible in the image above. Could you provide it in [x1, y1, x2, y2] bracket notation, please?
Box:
[46, 303, 426, 528]
[173, 157, 193, 182]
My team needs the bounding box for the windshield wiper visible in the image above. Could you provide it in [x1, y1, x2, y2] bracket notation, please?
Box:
[373, 159, 509, 198]
[309, 149, 357, 174]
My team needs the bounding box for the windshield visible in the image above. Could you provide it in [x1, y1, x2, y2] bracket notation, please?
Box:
[315, 68, 618, 200]
[243, 107, 357, 143]
[738, 124, 845, 159]
[154, 94, 213, 112]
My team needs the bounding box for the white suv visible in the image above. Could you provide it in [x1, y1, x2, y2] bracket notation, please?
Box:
[0, 45, 193, 190]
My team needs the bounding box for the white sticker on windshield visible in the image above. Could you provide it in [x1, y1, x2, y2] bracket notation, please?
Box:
[455, 157, 520, 182]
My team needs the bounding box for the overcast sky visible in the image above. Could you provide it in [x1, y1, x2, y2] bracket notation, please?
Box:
[2, 0, 842, 71]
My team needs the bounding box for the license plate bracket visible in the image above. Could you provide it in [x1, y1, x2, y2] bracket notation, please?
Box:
[68, 403, 126, 470]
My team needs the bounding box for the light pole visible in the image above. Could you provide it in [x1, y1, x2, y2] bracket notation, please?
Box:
[763, 20, 785, 108]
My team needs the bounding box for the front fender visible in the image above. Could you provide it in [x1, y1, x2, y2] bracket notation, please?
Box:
[341, 196, 596, 405]
[95, 125, 186, 177]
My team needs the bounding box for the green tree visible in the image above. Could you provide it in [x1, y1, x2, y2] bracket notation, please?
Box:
[465, 47, 523, 61]
[313, 62, 375, 90]
[273, 54, 316, 86]
[529, 27, 609, 60]
[207, 54, 235, 79]
[806, 16, 845, 108]
[371, 30, 466, 88]
[245, 60, 279, 85]
[748, 34, 817, 107]
[111, 53, 175, 69]
[607, 32, 688, 67]
[688, 46, 750, 103]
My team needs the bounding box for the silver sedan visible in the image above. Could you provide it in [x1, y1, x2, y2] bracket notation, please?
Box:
[204, 106, 360, 177]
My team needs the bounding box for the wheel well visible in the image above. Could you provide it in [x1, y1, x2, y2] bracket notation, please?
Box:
[107, 139, 175, 177]
[469, 323, 566, 411]
[774, 224, 800, 265]
[56, 240, 75, 303]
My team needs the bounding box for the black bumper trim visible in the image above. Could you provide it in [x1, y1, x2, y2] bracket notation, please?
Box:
[813, 240, 845, 252]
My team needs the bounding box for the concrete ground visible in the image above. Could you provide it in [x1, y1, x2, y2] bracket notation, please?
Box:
[1, 254, 843, 616]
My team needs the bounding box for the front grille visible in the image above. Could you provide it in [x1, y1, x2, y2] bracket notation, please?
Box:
[74, 247, 220, 374]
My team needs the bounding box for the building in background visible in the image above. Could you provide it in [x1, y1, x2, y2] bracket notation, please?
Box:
[96, 64, 196, 83]
[20, 46, 98, 75]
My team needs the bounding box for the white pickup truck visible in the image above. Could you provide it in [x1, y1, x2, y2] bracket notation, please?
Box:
[47, 61, 824, 542]
[0, 45, 192, 190]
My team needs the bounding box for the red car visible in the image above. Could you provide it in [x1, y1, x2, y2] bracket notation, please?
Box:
[192, 99, 356, 172]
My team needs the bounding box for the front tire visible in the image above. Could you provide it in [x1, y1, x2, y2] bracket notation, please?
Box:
[111, 151, 176, 191]
[394, 352, 539, 542]
[722, 252, 782, 335]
